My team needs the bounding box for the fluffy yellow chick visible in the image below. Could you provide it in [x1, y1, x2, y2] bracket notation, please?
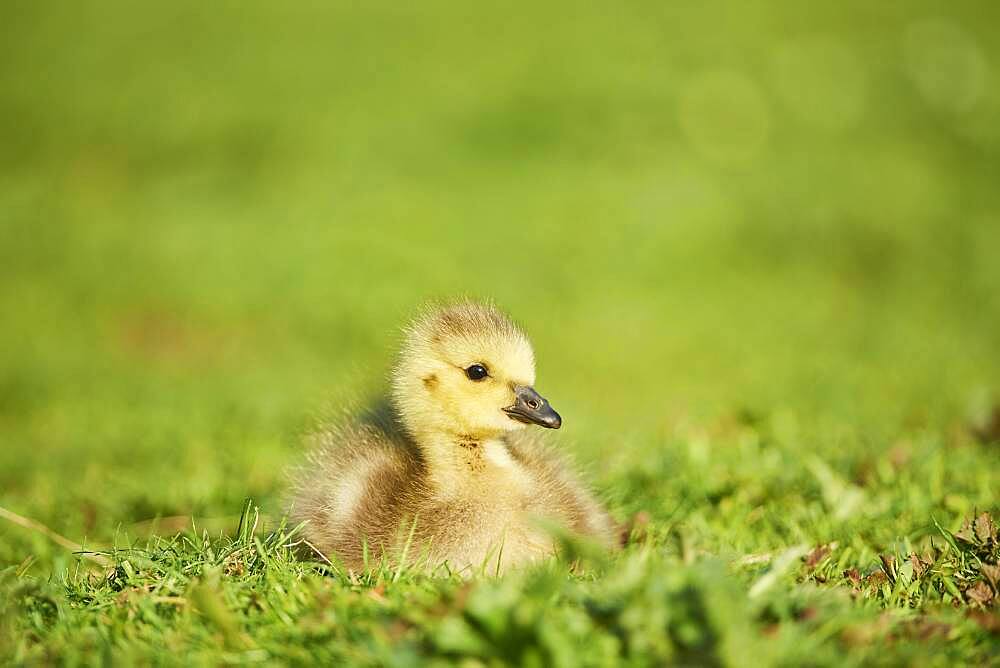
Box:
[289, 300, 616, 575]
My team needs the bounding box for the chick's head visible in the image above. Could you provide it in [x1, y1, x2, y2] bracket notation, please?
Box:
[392, 301, 561, 441]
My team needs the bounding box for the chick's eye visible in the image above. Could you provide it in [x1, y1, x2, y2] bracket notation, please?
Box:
[465, 364, 488, 381]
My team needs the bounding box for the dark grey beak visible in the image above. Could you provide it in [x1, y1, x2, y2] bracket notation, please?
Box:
[503, 385, 562, 429]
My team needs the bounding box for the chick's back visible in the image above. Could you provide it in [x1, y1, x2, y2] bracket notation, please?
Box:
[289, 419, 423, 568]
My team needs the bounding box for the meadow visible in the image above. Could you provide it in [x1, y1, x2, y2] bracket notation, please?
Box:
[1, 1, 999, 664]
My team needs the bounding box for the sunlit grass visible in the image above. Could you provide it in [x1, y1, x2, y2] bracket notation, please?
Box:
[1, 0, 999, 663]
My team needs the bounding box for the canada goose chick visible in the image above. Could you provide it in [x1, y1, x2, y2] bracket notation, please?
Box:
[290, 301, 617, 575]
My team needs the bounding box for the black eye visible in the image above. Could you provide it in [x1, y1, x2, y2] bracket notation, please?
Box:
[465, 364, 488, 381]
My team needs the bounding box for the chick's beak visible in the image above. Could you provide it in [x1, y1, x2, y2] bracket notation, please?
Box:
[503, 385, 562, 429]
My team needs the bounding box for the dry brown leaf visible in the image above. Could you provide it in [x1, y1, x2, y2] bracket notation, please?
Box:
[910, 554, 928, 579]
[966, 581, 995, 606]
[955, 519, 976, 544]
[974, 512, 996, 544]
[981, 563, 1000, 591]
[805, 545, 831, 569]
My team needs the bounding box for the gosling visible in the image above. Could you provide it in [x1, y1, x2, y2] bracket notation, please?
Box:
[289, 300, 616, 575]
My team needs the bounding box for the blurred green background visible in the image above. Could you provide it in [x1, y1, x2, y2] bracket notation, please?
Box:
[1, 0, 998, 565]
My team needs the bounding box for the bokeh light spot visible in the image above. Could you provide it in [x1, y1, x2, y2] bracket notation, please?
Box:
[904, 19, 988, 113]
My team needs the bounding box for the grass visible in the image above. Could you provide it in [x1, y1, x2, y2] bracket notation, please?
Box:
[2, 0, 999, 664]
